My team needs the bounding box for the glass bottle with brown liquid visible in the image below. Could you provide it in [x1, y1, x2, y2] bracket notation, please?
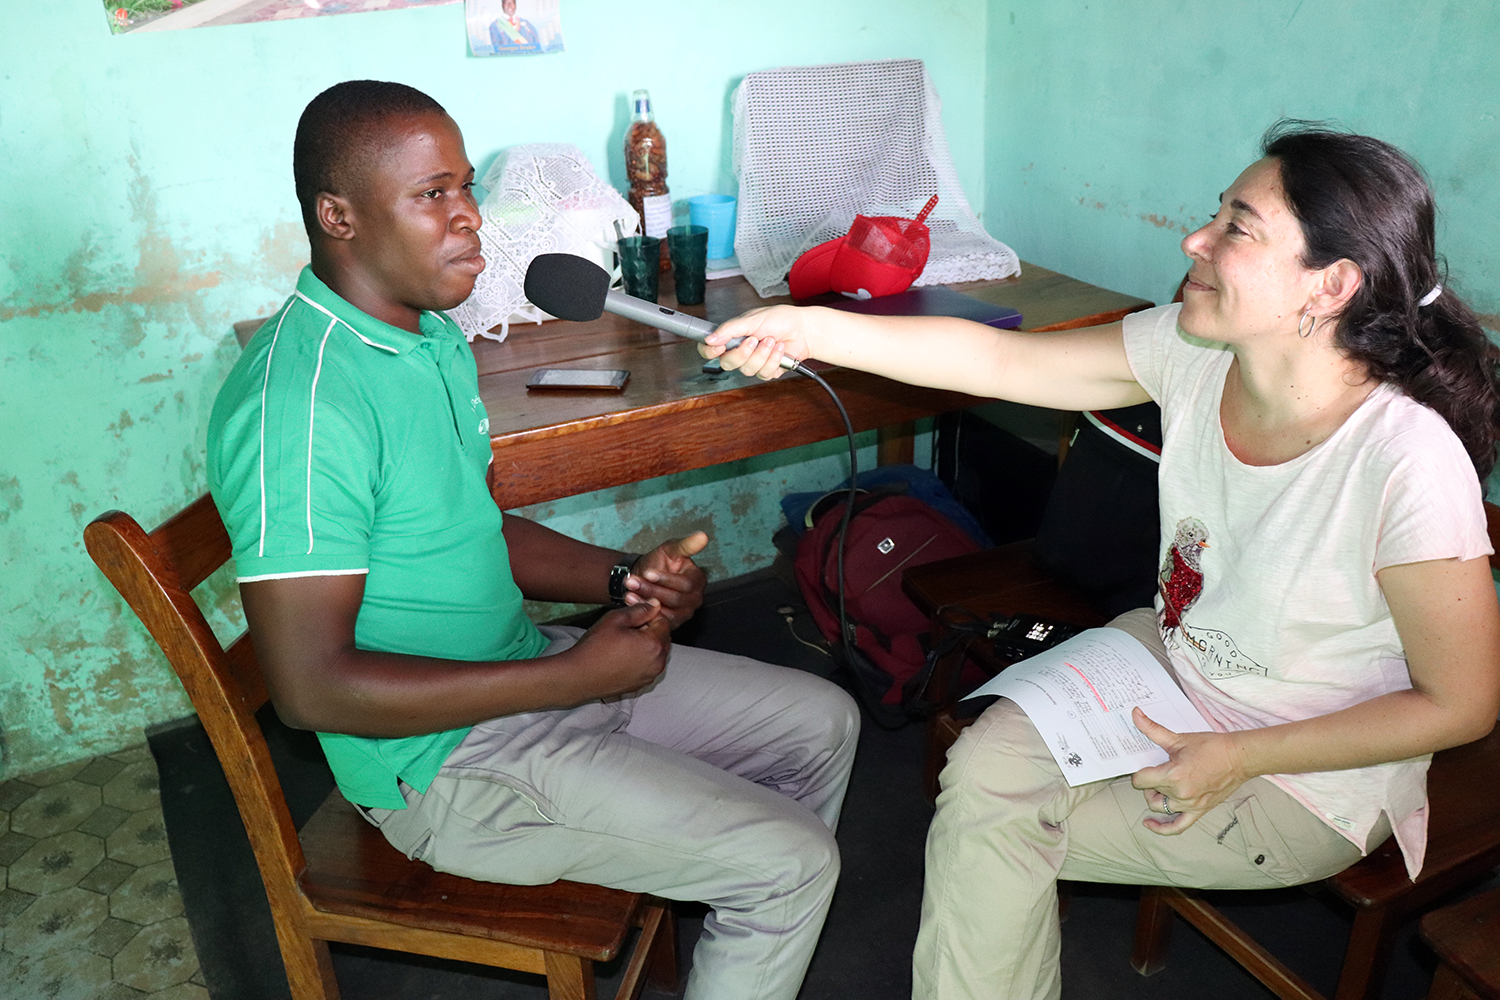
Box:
[624, 89, 671, 268]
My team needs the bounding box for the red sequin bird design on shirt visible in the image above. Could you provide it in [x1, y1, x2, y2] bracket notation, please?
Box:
[1159, 517, 1208, 629]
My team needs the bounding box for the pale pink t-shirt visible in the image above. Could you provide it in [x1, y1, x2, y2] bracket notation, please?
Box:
[1124, 304, 1491, 879]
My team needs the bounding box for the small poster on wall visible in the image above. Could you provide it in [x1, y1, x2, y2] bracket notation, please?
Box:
[464, 0, 563, 56]
[106, 0, 459, 35]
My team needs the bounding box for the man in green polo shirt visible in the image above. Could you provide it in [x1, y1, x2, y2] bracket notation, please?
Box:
[206, 81, 858, 1000]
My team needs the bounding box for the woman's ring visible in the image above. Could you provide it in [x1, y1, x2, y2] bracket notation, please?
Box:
[1162, 795, 1178, 817]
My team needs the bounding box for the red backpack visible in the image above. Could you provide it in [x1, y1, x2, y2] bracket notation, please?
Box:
[795, 490, 980, 724]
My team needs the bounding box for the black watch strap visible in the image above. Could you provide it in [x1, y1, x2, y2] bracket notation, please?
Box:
[608, 554, 641, 605]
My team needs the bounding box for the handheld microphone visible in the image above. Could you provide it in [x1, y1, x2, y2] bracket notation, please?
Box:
[525, 256, 868, 699]
[523, 253, 800, 372]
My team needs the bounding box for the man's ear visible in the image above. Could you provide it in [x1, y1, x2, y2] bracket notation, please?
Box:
[316, 192, 357, 242]
[1312, 258, 1363, 316]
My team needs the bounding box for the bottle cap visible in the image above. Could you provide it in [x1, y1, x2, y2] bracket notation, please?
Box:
[632, 89, 652, 118]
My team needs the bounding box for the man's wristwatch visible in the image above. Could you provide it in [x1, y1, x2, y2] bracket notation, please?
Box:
[608, 554, 642, 605]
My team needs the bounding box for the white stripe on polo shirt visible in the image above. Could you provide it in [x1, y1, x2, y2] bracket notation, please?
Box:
[256, 291, 401, 562]
[244, 293, 458, 575]
[293, 290, 401, 354]
[237, 568, 370, 583]
[256, 308, 292, 559]
[305, 318, 338, 554]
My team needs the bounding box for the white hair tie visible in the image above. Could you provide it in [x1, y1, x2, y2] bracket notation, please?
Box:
[1419, 284, 1442, 307]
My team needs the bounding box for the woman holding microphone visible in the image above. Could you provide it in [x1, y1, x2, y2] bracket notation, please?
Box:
[703, 122, 1500, 1000]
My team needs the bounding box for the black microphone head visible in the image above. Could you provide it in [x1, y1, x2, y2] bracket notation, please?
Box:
[524, 253, 610, 322]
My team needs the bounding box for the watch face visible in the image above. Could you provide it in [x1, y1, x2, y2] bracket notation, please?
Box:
[609, 560, 633, 603]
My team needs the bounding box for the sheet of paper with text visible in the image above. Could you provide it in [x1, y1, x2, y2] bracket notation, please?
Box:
[966, 627, 1213, 786]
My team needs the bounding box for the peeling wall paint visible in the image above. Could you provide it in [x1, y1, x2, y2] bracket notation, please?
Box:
[984, 1, 1500, 317]
[0, 1, 980, 778]
[11, 0, 1500, 780]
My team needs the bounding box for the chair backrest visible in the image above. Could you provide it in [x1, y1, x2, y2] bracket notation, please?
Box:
[84, 497, 311, 919]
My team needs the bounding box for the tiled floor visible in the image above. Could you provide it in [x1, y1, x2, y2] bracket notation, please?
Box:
[0, 744, 207, 1000]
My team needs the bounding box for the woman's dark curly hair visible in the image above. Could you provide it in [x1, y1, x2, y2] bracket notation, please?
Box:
[1263, 120, 1500, 478]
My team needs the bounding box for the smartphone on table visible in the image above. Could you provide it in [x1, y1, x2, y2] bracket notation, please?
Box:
[526, 368, 630, 391]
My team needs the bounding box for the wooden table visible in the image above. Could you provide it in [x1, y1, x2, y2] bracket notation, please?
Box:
[471, 262, 1151, 510]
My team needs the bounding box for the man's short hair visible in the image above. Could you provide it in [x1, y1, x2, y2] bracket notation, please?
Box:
[292, 80, 447, 237]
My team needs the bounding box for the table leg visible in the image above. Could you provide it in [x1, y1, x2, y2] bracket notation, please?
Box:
[877, 421, 916, 465]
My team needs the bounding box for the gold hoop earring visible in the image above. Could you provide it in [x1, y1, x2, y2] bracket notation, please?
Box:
[1298, 309, 1316, 339]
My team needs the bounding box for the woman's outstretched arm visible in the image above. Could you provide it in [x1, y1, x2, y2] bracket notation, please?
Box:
[702, 305, 1152, 411]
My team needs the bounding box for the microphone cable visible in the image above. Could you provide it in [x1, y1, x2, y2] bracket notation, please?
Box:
[788, 362, 907, 729]
[518, 249, 877, 718]
[518, 253, 868, 666]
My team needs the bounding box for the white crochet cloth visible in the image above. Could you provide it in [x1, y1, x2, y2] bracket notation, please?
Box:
[448, 143, 639, 342]
[732, 59, 1019, 298]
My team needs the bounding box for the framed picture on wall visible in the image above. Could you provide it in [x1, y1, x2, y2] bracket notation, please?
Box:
[105, 0, 459, 35]
[464, 0, 563, 56]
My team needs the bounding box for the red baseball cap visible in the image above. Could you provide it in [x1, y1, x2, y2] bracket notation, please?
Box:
[789, 200, 936, 300]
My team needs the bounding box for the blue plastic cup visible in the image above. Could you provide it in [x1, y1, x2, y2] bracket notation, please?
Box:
[688, 194, 737, 261]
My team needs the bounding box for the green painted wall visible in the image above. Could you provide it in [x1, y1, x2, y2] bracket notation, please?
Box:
[16, 0, 1495, 777]
[984, 0, 1500, 321]
[0, 1, 986, 777]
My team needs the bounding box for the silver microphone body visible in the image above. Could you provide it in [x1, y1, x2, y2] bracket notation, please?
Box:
[602, 290, 799, 371]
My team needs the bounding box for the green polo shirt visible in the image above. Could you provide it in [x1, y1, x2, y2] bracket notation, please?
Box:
[207, 267, 548, 808]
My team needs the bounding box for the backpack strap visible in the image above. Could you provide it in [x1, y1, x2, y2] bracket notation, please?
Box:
[900, 604, 997, 715]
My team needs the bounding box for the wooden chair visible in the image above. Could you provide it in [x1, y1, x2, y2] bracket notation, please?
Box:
[1419, 885, 1500, 1000]
[85, 495, 676, 1000]
[1132, 725, 1500, 1000]
[904, 501, 1500, 1000]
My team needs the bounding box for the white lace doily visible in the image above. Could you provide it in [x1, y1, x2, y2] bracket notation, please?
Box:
[448, 142, 640, 342]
